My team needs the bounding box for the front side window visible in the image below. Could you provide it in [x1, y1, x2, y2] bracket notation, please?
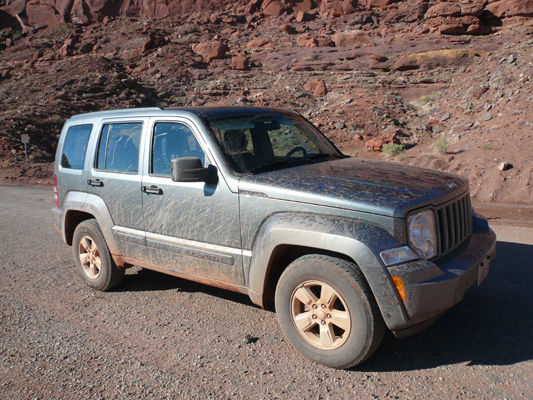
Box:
[96, 122, 142, 173]
[61, 124, 93, 170]
[151, 123, 205, 176]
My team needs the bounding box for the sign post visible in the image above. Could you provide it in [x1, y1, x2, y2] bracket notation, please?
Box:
[21, 134, 29, 164]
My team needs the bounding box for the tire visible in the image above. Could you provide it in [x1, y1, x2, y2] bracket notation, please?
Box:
[72, 219, 125, 291]
[275, 255, 385, 369]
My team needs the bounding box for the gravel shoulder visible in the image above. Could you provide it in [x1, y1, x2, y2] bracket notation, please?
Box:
[1, 184, 532, 399]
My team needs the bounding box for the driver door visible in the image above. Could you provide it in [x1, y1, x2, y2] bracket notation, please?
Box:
[141, 118, 244, 285]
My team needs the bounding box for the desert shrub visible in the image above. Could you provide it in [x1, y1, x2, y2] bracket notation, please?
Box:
[434, 138, 448, 154]
[381, 143, 405, 157]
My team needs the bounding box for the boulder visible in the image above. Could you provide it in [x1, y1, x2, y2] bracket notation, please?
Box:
[279, 23, 297, 34]
[79, 41, 95, 54]
[485, 0, 533, 17]
[292, 0, 317, 13]
[245, 0, 262, 14]
[424, 2, 462, 18]
[192, 41, 228, 62]
[247, 38, 275, 49]
[0, 10, 23, 31]
[365, 137, 383, 151]
[296, 11, 315, 22]
[342, 0, 358, 14]
[320, 0, 359, 16]
[331, 30, 367, 47]
[314, 79, 327, 96]
[232, 55, 249, 70]
[363, 0, 394, 9]
[59, 37, 77, 57]
[142, 35, 154, 53]
[297, 33, 316, 47]
[424, 1, 489, 34]
[458, 2, 485, 17]
[262, 0, 286, 16]
[382, 129, 408, 144]
[303, 79, 319, 92]
[370, 53, 387, 62]
[385, 3, 428, 23]
[297, 33, 335, 47]
[426, 15, 486, 34]
[25, 1, 62, 28]
[425, 2, 484, 19]
[4, 0, 28, 16]
[365, 129, 409, 151]
[71, 0, 93, 25]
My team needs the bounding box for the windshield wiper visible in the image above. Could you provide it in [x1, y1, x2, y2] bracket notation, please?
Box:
[248, 158, 314, 174]
[307, 153, 332, 161]
[313, 153, 348, 159]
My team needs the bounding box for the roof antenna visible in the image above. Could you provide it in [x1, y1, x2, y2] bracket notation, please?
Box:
[113, 98, 119, 109]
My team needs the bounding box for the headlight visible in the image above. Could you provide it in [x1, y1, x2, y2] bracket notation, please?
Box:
[408, 209, 437, 259]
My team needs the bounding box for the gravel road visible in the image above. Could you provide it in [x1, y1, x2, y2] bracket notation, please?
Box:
[1, 184, 532, 400]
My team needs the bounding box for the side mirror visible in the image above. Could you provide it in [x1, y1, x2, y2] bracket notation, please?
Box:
[171, 157, 217, 184]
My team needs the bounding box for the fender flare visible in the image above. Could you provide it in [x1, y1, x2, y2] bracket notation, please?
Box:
[62, 191, 121, 256]
[247, 213, 410, 328]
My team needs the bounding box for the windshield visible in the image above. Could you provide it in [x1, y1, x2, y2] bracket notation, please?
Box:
[203, 110, 344, 173]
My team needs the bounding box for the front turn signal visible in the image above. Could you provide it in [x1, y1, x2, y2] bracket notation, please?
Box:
[391, 276, 407, 301]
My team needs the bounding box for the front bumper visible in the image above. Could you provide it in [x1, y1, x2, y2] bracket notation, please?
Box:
[387, 216, 496, 334]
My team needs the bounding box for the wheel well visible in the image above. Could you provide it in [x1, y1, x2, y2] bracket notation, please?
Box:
[261, 245, 355, 311]
[65, 210, 95, 245]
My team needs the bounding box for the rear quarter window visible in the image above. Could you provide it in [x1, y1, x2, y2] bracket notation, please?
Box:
[61, 124, 93, 170]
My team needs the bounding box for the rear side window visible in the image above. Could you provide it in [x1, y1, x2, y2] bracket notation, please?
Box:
[96, 122, 142, 173]
[60, 124, 93, 170]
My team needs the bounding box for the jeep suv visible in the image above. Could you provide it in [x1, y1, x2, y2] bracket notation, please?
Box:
[52, 107, 496, 369]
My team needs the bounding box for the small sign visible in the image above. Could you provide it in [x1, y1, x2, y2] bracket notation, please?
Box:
[21, 134, 30, 164]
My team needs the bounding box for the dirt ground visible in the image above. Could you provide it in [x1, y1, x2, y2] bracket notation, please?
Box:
[1, 184, 533, 400]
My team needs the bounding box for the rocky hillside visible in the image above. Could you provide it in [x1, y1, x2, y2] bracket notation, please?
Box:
[1, 0, 532, 204]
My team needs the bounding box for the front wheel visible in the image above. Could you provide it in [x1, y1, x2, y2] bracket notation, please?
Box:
[72, 219, 125, 291]
[275, 255, 385, 369]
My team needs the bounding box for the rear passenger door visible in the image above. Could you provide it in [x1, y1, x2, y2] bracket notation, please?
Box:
[87, 118, 149, 262]
[141, 118, 244, 285]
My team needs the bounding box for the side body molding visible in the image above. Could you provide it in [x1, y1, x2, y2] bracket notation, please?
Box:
[62, 191, 122, 256]
[246, 213, 410, 329]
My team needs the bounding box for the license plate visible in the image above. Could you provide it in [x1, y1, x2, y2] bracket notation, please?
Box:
[477, 256, 490, 286]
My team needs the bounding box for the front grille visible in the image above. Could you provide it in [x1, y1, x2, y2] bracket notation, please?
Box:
[435, 193, 473, 257]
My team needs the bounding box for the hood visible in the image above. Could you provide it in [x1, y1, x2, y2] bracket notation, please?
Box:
[238, 157, 469, 218]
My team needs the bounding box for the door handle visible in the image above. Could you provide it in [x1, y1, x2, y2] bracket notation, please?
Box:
[141, 185, 163, 195]
[88, 179, 103, 187]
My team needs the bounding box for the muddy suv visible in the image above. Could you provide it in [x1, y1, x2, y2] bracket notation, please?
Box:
[52, 107, 496, 369]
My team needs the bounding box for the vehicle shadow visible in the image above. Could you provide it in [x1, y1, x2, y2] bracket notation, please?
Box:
[358, 240, 533, 372]
[117, 267, 258, 308]
[114, 241, 533, 371]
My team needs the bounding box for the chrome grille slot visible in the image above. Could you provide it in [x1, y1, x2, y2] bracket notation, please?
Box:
[435, 193, 473, 257]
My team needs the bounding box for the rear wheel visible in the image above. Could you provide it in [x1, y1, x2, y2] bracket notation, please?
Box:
[72, 219, 125, 291]
[275, 255, 385, 369]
